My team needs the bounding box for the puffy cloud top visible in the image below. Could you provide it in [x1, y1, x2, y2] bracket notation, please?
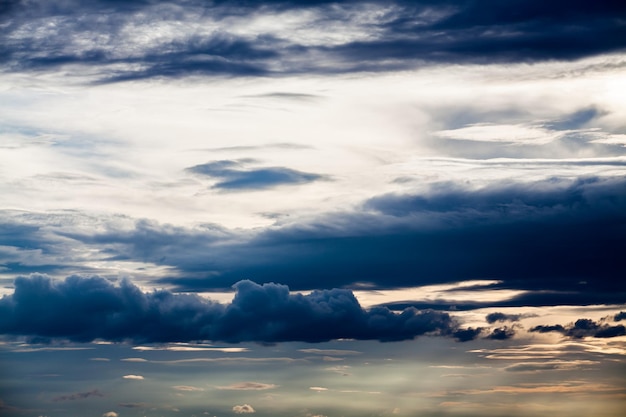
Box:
[0, 274, 455, 343]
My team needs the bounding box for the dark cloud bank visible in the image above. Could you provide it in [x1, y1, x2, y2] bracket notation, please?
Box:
[2, 176, 625, 309]
[1, 0, 625, 81]
[0, 275, 457, 343]
[155, 175, 625, 305]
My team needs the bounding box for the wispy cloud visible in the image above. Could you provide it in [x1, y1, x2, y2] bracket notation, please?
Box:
[217, 382, 277, 391]
[2, 1, 624, 82]
[53, 389, 104, 402]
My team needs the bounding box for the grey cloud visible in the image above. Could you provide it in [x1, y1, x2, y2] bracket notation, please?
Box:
[486, 327, 516, 340]
[452, 327, 483, 342]
[615, 311, 626, 321]
[2, 176, 624, 308]
[0, 275, 457, 343]
[53, 389, 104, 401]
[2, 1, 625, 82]
[186, 160, 327, 190]
[485, 312, 523, 323]
[530, 319, 626, 339]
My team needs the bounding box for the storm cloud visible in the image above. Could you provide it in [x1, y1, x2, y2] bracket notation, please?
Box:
[0, 275, 456, 343]
[1, 175, 624, 309]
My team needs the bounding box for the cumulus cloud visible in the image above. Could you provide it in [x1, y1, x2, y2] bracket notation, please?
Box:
[232, 404, 255, 414]
[102, 412, 118, 417]
[0, 275, 456, 343]
[122, 375, 144, 380]
[530, 319, 626, 339]
[485, 312, 523, 323]
[452, 327, 483, 342]
[486, 327, 516, 340]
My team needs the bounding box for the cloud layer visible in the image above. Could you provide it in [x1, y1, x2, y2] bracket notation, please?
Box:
[0, 275, 455, 343]
[2, 0, 625, 82]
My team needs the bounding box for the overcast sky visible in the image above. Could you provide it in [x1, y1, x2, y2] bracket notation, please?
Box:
[1, 1, 625, 416]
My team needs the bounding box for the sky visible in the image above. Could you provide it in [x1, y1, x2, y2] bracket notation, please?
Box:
[1, 0, 626, 416]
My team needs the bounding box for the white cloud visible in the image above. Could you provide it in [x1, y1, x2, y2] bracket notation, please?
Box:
[232, 404, 255, 414]
[122, 375, 144, 380]
[309, 387, 328, 392]
[434, 123, 562, 145]
[102, 412, 118, 417]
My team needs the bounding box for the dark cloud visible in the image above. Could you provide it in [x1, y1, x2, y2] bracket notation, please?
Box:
[158, 175, 626, 298]
[530, 319, 626, 339]
[186, 160, 326, 190]
[615, 311, 626, 321]
[452, 327, 483, 342]
[53, 389, 104, 402]
[486, 326, 516, 340]
[1, 0, 624, 81]
[3, 176, 624, 308]
[485, 312, 523, 323]
[0, 275, 457, 343]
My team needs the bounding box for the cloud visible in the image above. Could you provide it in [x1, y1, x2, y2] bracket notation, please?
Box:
[615, 312, 626, 321]
[504, 360, 598, 373]
[122, 375, 144, 380]
[486, 327, 516, 340]
[186, 160, 326, 191]
[2, 175, 624, 310]
[452, 327, 483, 342]
[217, 382, 277, 390]
[232, 404, 255, 414]
[530, 319, 626, 339]
[485, 312, 523, 323]
[102, 412, 118, 417]
[309, 387, 328, 392]
[0, 275, 457, 343]
[53, 389, 104, 401]
[2, 1, 624, 82]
